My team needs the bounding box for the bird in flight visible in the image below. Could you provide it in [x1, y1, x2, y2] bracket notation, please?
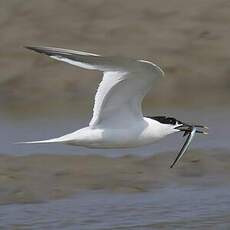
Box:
[21, 46, 208, 168]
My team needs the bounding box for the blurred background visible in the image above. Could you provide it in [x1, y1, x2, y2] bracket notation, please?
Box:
[1, 0, 230, 114]
[1, 1, 230, 229]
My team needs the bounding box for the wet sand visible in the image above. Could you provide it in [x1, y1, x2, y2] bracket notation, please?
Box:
[0, 149, 229, 205]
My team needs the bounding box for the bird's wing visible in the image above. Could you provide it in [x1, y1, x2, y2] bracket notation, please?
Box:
[26, 46, 164, 127]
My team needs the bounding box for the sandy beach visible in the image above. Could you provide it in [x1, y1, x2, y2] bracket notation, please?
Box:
[0, 149, 229, 205]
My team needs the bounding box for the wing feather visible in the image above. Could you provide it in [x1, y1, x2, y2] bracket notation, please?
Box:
[25, 46, 106, 70]
[26, 46, 164, 128]
[90, 71, 156, 127]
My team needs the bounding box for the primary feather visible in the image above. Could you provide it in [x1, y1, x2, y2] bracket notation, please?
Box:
[26, 46, 163, 128]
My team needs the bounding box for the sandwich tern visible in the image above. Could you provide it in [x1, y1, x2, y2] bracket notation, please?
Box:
[21, 46, 208, 168]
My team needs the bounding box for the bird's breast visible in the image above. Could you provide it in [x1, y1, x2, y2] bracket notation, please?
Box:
[66, 124, 163, 148]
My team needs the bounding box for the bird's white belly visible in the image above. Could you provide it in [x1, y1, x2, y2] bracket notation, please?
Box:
[64, 125, 163, 148]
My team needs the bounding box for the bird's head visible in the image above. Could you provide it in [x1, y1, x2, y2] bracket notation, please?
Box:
[148, 116, 208, 168]
[149, 116, 208, 136]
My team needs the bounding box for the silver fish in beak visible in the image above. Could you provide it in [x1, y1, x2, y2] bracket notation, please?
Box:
[170, 123, 208, 168]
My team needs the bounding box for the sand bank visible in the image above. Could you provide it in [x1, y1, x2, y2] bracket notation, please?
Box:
[0, 150, 229, 205]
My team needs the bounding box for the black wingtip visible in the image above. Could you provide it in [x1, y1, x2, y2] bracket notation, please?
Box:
[24, 46, 51, 56]
[24, 46, 37, 51]
[25, 46, 64, 56]
[25, 46, 43, 53]
[24, 46, 32, 49]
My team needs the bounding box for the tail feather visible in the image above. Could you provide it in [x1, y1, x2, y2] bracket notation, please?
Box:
[15, 137, 63, 144]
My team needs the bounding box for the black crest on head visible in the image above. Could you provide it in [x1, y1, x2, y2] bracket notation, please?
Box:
[148, 116, 182, 125]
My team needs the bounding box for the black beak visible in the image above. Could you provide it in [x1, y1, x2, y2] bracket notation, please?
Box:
[176, 124, 208, 136]
[170, 123, 208, 168]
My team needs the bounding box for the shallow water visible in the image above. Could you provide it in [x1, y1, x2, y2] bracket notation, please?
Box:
[0, 107, 230, 229]
[1, 186, 230, 230]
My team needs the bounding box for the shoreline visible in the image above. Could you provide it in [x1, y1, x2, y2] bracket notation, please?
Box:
[0, 149, 229, 205]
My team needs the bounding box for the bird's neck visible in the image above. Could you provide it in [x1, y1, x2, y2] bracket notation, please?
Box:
[144, 117, 177, 138]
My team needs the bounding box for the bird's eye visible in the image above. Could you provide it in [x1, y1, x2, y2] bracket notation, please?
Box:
[168, 117, 176, 125]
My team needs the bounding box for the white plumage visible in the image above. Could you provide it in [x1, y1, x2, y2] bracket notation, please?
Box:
[20, 46, 207, 167]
